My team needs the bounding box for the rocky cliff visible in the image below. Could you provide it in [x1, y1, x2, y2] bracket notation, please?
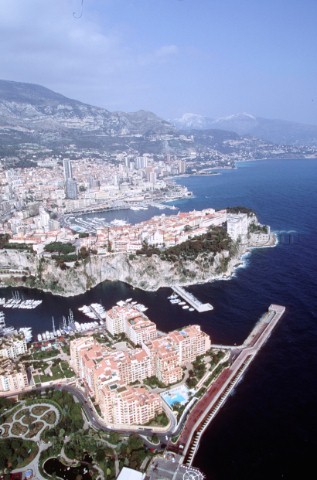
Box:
[0, 233, 276, 296]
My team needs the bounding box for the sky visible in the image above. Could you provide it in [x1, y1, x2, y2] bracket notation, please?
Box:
[0, 0, 317, 124]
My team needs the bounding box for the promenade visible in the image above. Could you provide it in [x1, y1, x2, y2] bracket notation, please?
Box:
[172, 304, 285, 465]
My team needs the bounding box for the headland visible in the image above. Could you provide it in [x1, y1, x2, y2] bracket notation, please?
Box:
[0, 207, 276, 297]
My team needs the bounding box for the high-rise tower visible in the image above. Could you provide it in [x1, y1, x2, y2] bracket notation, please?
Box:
[63, 159, 77, 199]
[63, 158, 73, 181]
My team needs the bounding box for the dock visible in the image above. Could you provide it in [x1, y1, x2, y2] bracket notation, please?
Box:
[172, 286, 213, 312]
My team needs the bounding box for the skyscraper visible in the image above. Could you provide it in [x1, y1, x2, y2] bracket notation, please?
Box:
[63, 159, 78, 199]
[63, 158, 73, 181]
[65, 178, 78, 200]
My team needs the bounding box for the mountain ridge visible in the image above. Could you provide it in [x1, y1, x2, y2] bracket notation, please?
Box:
[1, 79, 316, 150]
[172, 112, 317, 145]
[0, 79, 174, 147]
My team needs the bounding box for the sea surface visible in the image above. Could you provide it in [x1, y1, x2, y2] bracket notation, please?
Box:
[2, 158, 317, 479]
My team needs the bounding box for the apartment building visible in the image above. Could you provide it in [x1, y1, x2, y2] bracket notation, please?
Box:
[143, 336, 183, 385]
[0, 334, 27, 359]
[78, 342, 108, 395]
[70, 337, 162, 425]
[0, 357, 28, 392]
[105, 305, 157, 344]
[69, 311, 211, 425]
[99, 381, 162, 425]
[70, 336, 96, 374]
[169, 325, 211, 365]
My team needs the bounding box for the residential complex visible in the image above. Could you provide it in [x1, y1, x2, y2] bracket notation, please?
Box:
[70, 303, 211, 426]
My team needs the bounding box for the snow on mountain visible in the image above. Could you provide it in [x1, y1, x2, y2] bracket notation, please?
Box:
[173, 111, 317, 145]
[172, 113, 214, 130]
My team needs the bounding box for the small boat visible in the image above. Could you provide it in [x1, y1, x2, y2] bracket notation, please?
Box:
[125, 298, 132, 303]
[136, 304, 148, 312]
[168, 294, 177, 300]
[179, 302, 186, 306]
[182, 305, 189, 310]
[189, 308, 194, 312]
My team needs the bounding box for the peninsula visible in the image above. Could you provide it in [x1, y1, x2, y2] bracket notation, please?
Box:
[0, 206, 276, 296]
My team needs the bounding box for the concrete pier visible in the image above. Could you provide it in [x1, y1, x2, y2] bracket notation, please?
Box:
[174, 304, 285, 466]
[172, 286, 213, 312]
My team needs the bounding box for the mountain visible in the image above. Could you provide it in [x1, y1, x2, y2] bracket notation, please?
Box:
[172, 113, 215, 130]
[173, 112, 317, 145]
[0, 79, 173, 149]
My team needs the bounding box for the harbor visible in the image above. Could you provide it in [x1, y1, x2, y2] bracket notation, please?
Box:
[35, 299, 149, 343]
[63, 202, 180, 233]
[36, 309, 103, 342]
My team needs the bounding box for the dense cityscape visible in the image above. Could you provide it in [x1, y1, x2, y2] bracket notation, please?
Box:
[0, 84, 299, 478]
[0, 145, 282, 479]
[2, 0, 317, 477]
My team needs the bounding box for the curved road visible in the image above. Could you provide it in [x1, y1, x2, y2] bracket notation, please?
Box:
[27, 382, 177, 446]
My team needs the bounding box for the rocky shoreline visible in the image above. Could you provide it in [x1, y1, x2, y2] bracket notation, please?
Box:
[0, 233, 277, 297]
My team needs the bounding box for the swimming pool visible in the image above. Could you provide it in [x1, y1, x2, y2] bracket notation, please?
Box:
[162, 386, 189, 407]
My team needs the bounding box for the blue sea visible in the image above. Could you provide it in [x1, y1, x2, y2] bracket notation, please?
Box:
[1, 158, 317, 479]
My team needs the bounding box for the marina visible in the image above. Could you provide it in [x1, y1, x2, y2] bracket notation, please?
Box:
[0, 292, 42, 309]
[116, 298, 148, 312]
[63, 202, 180, 233]
[36, 310, 102, 342]
[168, 294, 196, 312]
[0, 311, 33, 342]
[35, 298, 149, 343]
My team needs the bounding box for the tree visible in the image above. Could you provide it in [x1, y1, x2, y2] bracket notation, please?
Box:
[127, 435, 143, 452]
[44, 242, 75, 255]
[96, 449, 106, 462]
[79, 246, 89, 259]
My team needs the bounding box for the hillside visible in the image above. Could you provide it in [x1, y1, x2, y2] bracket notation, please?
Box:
[0, 79, 173, 149]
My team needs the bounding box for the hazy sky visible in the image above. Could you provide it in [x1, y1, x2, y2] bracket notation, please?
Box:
[1, 0, 317, 124]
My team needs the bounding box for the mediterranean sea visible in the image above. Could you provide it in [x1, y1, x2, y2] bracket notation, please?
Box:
[1, 158, 317, 479]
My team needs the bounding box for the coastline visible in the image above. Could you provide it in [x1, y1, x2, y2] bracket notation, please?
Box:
[0, 233, 278, 298]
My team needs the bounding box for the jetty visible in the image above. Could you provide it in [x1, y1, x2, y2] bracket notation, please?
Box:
[172, 286, 213, 312]
[171, 304, 285, 466]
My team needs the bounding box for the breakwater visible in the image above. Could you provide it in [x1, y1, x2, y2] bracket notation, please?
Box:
[175, 304, 285, 466]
